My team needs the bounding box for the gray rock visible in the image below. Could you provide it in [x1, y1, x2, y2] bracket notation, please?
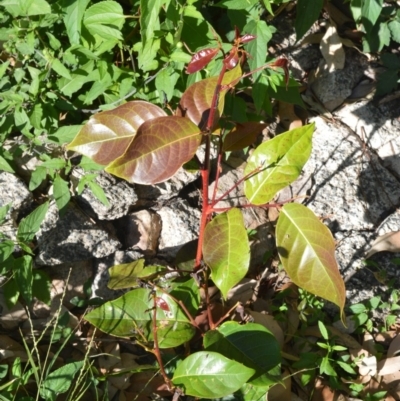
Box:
[72, 168, 138, 220]
[335, 98, 400, 178]
[36, 202, 120, 265]
[113, 210, 161, 255]
[311, 49, 369, 111]
[0, 172, 33, 242]
[135, 167, 198, 207]
[157, 199, 201, 260]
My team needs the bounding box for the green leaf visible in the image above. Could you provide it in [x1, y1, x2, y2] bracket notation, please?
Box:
[48, 125, 83, 145]
[40, 361, 84, 401]
[262, 0, 273, 15]
[389, 19, 400, 43]
[276, 203, 346, 315]
[61, 0, 91, 45]
[376, 69, 398, 96]
[0, 240, 14, 263]
[213, 0, 258, 9]
[140, 0, 162, 47]
[51, 59, 72, 80]
[172, 351, 255, 398]
[0, 203, 11, 224]
[87, 181, 110, 207]
[170, 277, 201, 317]
[83, 1, 125, 41]
[106, 116, 202, 184]
[32, 270, 51, 305]
[362, 0, 383, 33]
[0, 155, 15, 173]
[204, 322, 281, 375]
[318, 321, 329, 340]
[203, 209, 250, 299]
[46, 32, 61, 51]
[53, 175, 70, 211]
[13, 255, 33, 304]
[295, 0, 324, 40]
[155, 66, 180, 102]
[41, 158, 67, 170]
[1, 0, 51, 16]
[29, 103, 43, 130]
[29, 166, 47, 191]
[85, 288, 195, 348]
[244, 123, 314, 205]
[17, 202, 49, 243]
[3, 277, 19, 309]
[243, 20, 272, 80]
[108, 259, 146, 289]
[0, 61, 10, 79]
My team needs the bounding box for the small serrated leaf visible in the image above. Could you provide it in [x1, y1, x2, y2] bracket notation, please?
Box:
[17, 202, 49, 243]
[53, 175, 70, 211]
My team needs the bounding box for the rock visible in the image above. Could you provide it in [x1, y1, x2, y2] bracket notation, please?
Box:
[157, 199, 201, 260]
[335, 97, 400, 178]
[0, 172, 32, 239]
[134, 167, 198, 207]
[310, 49, 369, 111]
[36, 202, 121, 265]
[72, 168, 138, 220]
[113, 210, 161, 255]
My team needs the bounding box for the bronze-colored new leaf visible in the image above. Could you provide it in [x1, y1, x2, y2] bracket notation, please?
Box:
[176, 65, 242, 131]
[67, 101, 167, 165]
[222, 122, 267, 152]
[106, 116, 202, 184]
[276, 203, 345, 315]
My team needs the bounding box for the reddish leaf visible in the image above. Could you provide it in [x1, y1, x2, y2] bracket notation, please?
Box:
[106, 116, 201, 184]
[186, 47, 221, 74]
[223, 50, 240, 70]
[155, 297, 170, 312]
[222, 122, 267, 152]
[176, 65, 242, 131]
[239, 34, 256, 44]
[67, 101, 166, 165]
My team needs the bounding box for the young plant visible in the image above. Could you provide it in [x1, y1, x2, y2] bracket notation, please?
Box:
[67, 26, 346, 399]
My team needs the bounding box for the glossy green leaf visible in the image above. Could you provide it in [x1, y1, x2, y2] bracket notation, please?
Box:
[108, 259, 146, 289]
[13, 255, 33, 304]
[276, 203, 345, 314]
[53, 175, 70, 212]
[295, 0, 324, 40]
[204, 322, 281, 375]
[203, 209, 250, 299]
[61, 0, 90, 45]
[17, 202, 49, 243]
[40, 361, 84, 401]
[67, 101, 166, 166]
[177, 65, 242, 131]
[172, 351, 255, 398]
[106, 116, 202, 184]
[83, 1, 125, 41]
[222, 122, 267, 152]
[244, 123, 314, 205]
[85, 288, 195, 348]
[170, 277, 200, 317]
